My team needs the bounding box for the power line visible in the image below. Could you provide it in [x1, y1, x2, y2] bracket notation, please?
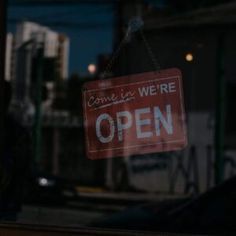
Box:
[9, 0, 116, 6]
[8, 18, 112, 29]
[8, 5, 113, 21]
[0, 0, 7, 171]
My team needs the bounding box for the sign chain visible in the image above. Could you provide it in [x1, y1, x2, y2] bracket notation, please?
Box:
[139, 29, 161, 72]
[101, 17, 161, 79]
[101, 33, 129, 79]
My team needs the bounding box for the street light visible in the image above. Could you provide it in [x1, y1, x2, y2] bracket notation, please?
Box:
[185, 53, 194, 62]
[88, 63, 97, 75]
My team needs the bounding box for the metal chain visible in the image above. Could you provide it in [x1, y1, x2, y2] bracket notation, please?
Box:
[101, 18, 161, 78]
[139, 29, 161, 72]
[101, 32, 129, 79]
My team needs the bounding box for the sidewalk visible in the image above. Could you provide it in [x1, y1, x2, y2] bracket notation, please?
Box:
[18, 205, 106, 227]
[76, 187, 187, 205]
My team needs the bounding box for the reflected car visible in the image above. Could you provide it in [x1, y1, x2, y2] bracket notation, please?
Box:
[92, 176, 236, 234]
[25, 172, 78, 205]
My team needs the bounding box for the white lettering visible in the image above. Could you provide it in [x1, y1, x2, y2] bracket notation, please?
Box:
[138, 87, 150, 97]
[150, 85, 157, 96]
[169, 82, 176, 93]
[96, 113, 115, 143]
[160, 84, 168, 94]
[95, 105, 174, 143]
[138, 86, 158, 97]
[135, 108, 153, 139]
[138, 82, 177, 97]
[88, 94, 118, 107]
[117, 111, 132, 141]
[154, 105, 173, 135]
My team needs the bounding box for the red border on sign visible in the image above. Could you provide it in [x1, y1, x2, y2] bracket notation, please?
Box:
[83, 68, 187, 160]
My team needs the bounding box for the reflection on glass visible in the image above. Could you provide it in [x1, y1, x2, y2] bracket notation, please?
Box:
[0, 0, 235, 234]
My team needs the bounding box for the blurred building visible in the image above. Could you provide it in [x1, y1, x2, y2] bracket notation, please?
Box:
[13, 21, 70, 112]
[5, 33, 14, 82]
[58, 34, 70, 80]
[15, 21, 70, 64]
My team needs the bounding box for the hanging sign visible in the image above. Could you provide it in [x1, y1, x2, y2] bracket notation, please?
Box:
[82, 68, 187, 160]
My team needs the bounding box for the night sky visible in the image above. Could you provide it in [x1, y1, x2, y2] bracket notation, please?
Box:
[8, 1, 225, 78]
[7, 4, 114, 76]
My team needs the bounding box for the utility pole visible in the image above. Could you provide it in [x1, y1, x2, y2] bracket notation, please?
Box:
[114, 0, 123, 47]
[215, 33, 225, 185]
[33, 46, 44, 168]
[0, 0, 8, 174]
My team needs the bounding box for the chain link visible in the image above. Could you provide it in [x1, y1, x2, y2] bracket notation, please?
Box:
[101, 19, 161, 79]
[101, 33, 129, 79]
[139, 29, 161, 72]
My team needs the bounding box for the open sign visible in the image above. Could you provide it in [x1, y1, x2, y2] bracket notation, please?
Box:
[83, 68, 187, 160]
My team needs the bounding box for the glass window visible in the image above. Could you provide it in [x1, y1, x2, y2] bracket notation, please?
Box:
[0, 0, 236, 235]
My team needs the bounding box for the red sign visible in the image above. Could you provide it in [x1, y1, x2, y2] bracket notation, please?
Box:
[82, 68, 187, 160]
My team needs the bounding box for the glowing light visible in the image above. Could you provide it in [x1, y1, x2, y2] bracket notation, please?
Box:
[185, 53, 193, 62]
[38, 178, 48, 186]
[88, 64, 97, 74]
